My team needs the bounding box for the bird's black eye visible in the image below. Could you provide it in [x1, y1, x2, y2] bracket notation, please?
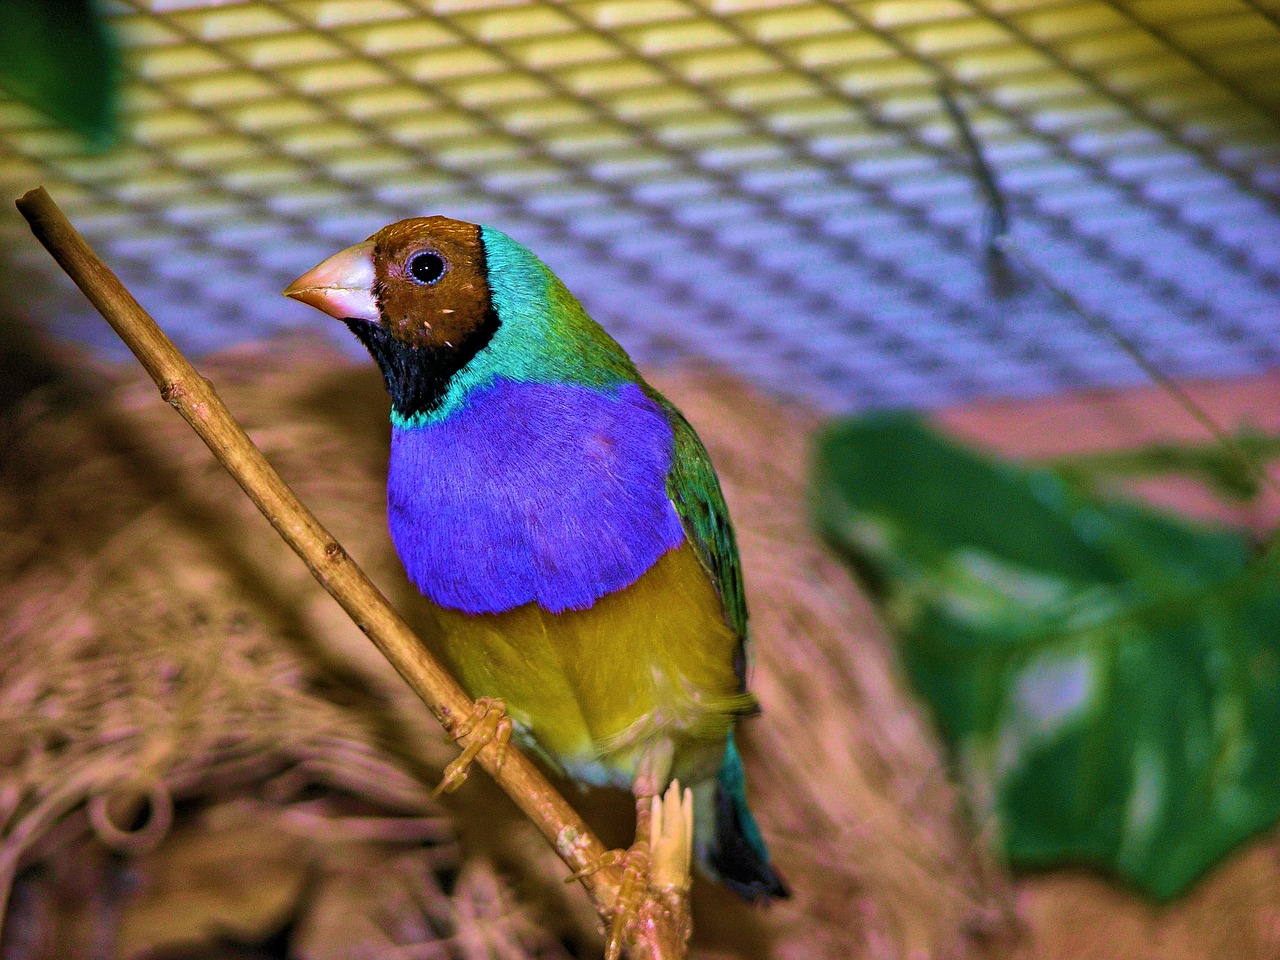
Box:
[407, 251, 447, 285]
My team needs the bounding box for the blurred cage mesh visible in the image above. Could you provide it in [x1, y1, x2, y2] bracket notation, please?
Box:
[2, 0, 1279, 412]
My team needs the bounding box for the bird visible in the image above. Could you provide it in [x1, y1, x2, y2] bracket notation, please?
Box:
[285, 216, 788, 941]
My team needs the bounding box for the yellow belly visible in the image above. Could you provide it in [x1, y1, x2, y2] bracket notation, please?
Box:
[428, 542, 751, 788]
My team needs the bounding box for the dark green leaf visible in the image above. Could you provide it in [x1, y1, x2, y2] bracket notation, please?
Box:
[0, 0, 118, 149]
[811, 412, 1280, 898]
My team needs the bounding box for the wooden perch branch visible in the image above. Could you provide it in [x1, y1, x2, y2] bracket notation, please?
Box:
[15, 187, 693, 958]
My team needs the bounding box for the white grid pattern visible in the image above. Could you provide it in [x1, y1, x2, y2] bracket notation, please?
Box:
[2, 0, 1279, 410]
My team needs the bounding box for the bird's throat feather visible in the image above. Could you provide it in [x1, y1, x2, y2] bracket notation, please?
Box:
[344, 309, 500, 422]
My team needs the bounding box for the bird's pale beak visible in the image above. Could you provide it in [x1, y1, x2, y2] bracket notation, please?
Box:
[283, 240, 379, 322]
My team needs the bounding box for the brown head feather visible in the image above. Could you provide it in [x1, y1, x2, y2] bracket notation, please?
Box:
[370, 216, 492, 350]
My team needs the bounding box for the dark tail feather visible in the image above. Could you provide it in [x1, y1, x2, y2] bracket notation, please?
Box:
[696, 732, 789, 901]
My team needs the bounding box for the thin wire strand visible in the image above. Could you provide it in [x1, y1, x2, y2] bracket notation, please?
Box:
[996, 234, 1280, 502]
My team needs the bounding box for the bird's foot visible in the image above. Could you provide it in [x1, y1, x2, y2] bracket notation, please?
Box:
[431, 697, 511, 799]
[564, 836, 654, 958]
[600, 781, 691, 960]
[562, 843, 643, 959]
[564, 847, 626, 883]
[605, 834, 651, 960]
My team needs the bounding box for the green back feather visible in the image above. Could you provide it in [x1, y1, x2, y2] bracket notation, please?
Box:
[647, 388, 751, 685]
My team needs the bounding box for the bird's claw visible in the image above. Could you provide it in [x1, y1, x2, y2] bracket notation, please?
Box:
[605, 837, 651, 960]
[431, 697, 511, 799]
[648, 781, 693, 892]
[564, 842, 655, 960]
[564, 847, 626, 884]
[597, 779, 690, 960]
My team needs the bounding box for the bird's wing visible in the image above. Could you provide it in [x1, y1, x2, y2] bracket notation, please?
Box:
[648, 391, 750, 689]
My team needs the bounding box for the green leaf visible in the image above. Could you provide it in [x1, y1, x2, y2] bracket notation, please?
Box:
[811, 412, 1280, 898]
[1045, 428, 1280, 503]
[0, 0, 119, 149]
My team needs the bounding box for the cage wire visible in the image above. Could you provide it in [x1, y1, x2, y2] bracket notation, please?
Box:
[1, 0, 1279, 412]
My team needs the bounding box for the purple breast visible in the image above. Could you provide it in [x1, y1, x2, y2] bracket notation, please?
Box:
[387, 379, 686, 614]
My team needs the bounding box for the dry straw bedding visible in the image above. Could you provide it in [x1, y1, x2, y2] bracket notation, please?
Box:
[2, 332, 1279, 959]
